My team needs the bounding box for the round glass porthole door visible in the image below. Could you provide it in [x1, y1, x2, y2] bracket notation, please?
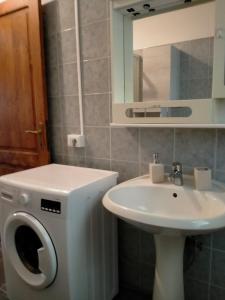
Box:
[3, 212, 57, 289]
[15, 225, 43, 275]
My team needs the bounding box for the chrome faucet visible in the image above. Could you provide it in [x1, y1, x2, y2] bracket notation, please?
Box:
[168, 162, 183, 186]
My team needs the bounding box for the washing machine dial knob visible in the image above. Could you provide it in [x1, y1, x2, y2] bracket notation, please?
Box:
[18, 193, 30, 206]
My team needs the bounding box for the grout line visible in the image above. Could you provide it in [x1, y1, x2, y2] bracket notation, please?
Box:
[213, 129, 218, 177]
[207, 235, 213, 300]
[58, 94, 79, 98]
[108, 29, 112, 172]
[109, 126, 112, 171]
[210, 283, 225, 290]
[173, 128, 176, 161]
[59, 61, 77, 66]
[185, 275, 210, 286]
[211, 247, 225, 254]
[80, 17, 110, 28]
[84, 157, 140, 165]
[83, 56, 110, 63]
[84, 125, 110, 129]
[138, 128, 141, 176]
[84, 92, 111, 96]
[109, 93, 112, 170]
[137, 225, 142, 290]
[61, 27, 76, 33]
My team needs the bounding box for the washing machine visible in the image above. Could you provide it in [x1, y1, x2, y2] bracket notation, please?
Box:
[0, 164, 118, 300]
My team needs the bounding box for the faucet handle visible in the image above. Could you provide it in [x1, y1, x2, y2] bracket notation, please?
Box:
[172, 162, 182, 172]
[176, 163, 182, 172]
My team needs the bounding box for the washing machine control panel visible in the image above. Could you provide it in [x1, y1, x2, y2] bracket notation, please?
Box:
[41, 199, 61, 214]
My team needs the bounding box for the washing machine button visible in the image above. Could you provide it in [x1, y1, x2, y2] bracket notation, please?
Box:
[18, 193, 30, 206]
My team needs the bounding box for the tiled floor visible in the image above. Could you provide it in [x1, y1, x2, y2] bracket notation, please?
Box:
[114, 288, 151, 300]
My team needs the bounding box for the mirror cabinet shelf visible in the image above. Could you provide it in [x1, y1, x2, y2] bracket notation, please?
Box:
[110, 123, 225, 128]
[111, 0, 225, 127]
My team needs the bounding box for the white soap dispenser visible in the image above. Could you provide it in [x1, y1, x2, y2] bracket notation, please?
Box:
[149, 153, 165, 183]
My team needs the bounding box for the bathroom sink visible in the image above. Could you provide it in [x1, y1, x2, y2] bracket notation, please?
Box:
[103, 175, 225, 300]
[103, 175, 225, 235]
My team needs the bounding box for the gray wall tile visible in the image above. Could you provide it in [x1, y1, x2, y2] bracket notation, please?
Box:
[48, 126, 64, 155]
[139, 263, 155, 294]
[43, 1, 59, 37]
[213, 230, 225, 251]
[84, 94, 110, 126]
[118, 220, 140, 262]
[139, 231, 155, 265]
[111, 160, 139, 183]
[85, 127, 110, 158]
[189, 57, 210, 80]
[79, 0, 107, 26]
[185, 247, 210, 283]
[83, 58, 109, 94]
[58, 0, 75, 30]
[48, 97, 63, 127]
[184, 279, 209, 300]
[215, 171, 225, 183]
[50, 153, 64, 164]
[189, 38, 210, 63]
[46, 65, 59, 97]
[216, 130, 225, 171]
[85, 157, 110, 170]
[140, 128, 174, 165]
[196, 234, 211, 248]
[187, 78, 212, 99]
[211, 249, 225, 288]
[111, 128, 139, 162]
[62, 96, 80, 127]
[63, 155, 85, 167]
[58, 29, 76, 64]
[210, 286, 225, 300]
[81, 20, 109, 60]
[44, 34, 58, 67]
[119, 259, 140, 290]
[59, 63, 78, 96]
[175, 129, 215, 168]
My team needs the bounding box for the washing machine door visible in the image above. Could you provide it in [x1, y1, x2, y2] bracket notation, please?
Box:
[3, 212, 57, 289]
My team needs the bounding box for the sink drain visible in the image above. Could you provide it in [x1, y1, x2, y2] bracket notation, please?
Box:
[173, 193, 178, 198]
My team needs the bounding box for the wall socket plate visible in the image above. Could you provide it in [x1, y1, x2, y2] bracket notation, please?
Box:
[67, 134, 85, 148]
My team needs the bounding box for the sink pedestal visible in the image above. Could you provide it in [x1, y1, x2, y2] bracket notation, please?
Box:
[153, 235, 185, 300]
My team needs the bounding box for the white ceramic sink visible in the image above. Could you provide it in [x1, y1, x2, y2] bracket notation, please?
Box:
[103, 175, 225, 300]
[103, 175, 225, 235]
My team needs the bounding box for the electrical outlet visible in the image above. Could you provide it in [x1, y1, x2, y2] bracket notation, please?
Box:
[67, 134, 85, 148]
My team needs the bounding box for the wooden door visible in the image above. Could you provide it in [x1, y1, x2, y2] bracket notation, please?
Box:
[0, 0, 49, 175]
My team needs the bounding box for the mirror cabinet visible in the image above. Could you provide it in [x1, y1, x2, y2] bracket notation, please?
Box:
[110, 0, 225, 126]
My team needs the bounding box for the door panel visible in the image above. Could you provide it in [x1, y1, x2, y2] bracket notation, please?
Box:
[0, 0, 49, 174]
[0, 9, 36, 150]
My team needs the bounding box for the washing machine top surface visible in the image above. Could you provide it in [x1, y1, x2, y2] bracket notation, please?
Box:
[0, 164, 118, 194]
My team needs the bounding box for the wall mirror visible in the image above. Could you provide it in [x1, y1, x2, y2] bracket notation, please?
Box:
[111, 0, 225, 126]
